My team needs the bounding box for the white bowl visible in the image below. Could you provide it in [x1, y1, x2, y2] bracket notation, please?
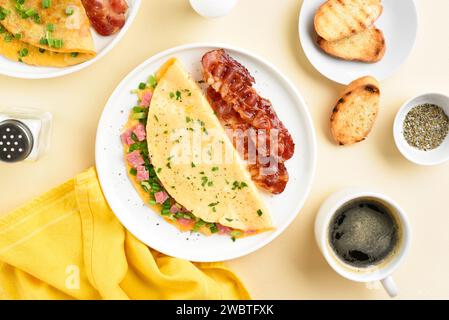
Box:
[393, 93, 449, 166]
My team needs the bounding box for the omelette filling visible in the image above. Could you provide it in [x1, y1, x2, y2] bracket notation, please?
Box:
[121, 59, 272, 240]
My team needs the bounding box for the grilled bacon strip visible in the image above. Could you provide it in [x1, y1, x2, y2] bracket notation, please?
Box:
[206, 85, 290, 194]
[202, 49, 295, 162]
[82, 0, 128, 36]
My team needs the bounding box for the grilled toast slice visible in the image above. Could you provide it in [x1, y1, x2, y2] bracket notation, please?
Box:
[331, 76, 380, 145]
[314, 0, 383, 42]
[317, 27, 386, 63]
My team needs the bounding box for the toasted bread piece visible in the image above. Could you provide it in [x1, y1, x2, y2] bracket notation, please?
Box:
[317, 27, 386, 63]
[331, 76, 380, 145]
[314, 0, 383, 42]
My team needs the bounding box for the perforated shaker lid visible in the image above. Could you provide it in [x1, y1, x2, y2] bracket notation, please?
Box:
[0, 120, 33, 163]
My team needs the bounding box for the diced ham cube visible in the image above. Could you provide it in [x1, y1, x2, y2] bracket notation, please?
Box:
[140, 91, 153, 106]
[217, 224, 232, 235]
[170, 205, 180, 214]
[154, 191, 169, 204]
[126, 150, 144, 168]
[245, 230, 257, 236]
[177, 218, 195, 229]
[136, 166, 149, 182]
[133, 123, 146, 141]
[120, 129, 134, 145]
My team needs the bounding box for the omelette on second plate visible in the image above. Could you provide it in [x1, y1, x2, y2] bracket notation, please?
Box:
[0, 0, 95, 66]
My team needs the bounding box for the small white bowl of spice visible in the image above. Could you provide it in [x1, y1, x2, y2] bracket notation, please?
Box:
[394, 93, 449, 166]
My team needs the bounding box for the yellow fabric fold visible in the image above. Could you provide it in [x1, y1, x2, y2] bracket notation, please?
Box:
[0, 167, 250, 300]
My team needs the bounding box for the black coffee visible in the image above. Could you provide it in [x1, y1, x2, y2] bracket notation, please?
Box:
[329, 199, 399, 268]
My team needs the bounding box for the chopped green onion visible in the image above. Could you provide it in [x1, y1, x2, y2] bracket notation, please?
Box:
[0, 6, 10, 20]
[132, 106, 146, 113]
[25, 8, 37, 17]
[209, 224, 218, 234]
[148, 75, 157, 88]
[18, 48, 28, 57]
[138, 82, 146, 90]
[132, 112, 147, 120]
[129, 168, 137, 176]
[193, 219, 206, 232]
[141, 181, 151, 192]
[230, 230, 243, 238]
[65, 6, 74, 16]
[33, 14, 41, 23]
[3, 34, 12, 42]
[42, 0, 51, 9]
[52, 38, 63, 48]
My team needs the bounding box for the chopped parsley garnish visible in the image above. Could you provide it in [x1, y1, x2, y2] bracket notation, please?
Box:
[175, 90, 181, 101]
[169, 92, 175, 99]
[138, 82, 146, 90]
[257, 209, 263, 217]
[191, 162, 196, 168]
[212, 166, 219, 172]
[129, 168, 137, 176]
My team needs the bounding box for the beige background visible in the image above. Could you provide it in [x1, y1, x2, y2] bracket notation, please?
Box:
[1, 0, 448, 299]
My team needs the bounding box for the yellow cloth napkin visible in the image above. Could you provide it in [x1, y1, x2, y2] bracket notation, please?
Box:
[0, 167, 250, 300]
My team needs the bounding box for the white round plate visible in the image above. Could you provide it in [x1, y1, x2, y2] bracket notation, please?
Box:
[0, 0, 141, 79]
[299, 0, 418, 84]
[96, 43, 317, 262]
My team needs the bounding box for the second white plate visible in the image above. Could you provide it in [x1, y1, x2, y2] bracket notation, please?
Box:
[95, 43, 317, 262]
[299, 0, 418, 84]
[0, 0, 141, 79]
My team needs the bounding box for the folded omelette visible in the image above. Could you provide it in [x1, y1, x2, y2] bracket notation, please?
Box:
[146, 59, 272, 232]
[0, 0, 95, 66]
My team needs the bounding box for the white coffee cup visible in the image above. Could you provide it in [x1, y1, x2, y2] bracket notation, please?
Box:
[315, 188, 412, 298]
